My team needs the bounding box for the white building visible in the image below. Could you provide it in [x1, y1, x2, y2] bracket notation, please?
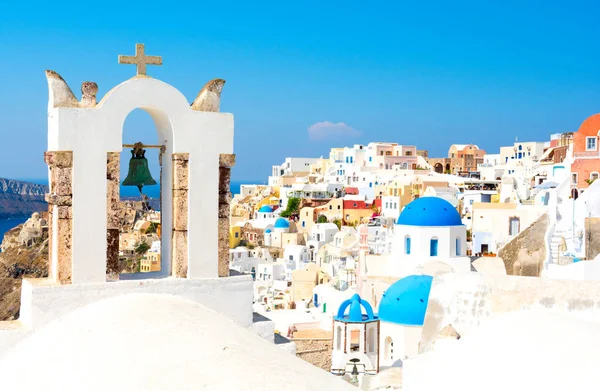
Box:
[306, 223, 340, 260]
[284, 245, 310, 271]
[378, 275, 433, 368]
[268, 157, 322, 186]
[381, 196, 401, 220]
[390, 197, 471, 275]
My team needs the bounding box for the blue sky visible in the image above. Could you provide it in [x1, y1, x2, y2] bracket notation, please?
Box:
[1, 1, 600, 182]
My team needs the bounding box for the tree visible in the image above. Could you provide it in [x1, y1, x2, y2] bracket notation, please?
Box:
[466, 229, 472, 242]
[317, 215, 328, 223]
[280, 197, 301, 218]
[144, 222, 159, 234]
[332, 218, 342, 229]
[135, 241, 150, 255]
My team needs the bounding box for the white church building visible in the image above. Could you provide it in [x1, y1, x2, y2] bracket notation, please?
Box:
[386, 196, 471, 277]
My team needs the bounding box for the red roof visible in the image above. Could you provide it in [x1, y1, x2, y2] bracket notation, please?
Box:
[344, 187, 359, 195]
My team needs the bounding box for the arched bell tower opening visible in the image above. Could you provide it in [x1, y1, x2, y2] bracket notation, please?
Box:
[106, 109, 170, 279]
[45, 44, 233, 285]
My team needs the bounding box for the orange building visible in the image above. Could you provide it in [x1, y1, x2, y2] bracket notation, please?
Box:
[571, 114, 600, 195]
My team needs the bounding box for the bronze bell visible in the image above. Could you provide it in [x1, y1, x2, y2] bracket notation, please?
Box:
[122, 143, 157, 194]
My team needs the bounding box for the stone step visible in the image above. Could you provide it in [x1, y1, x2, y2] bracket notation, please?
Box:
[248, 312, 275, 343]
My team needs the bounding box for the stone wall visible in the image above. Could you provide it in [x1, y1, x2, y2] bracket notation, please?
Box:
[294, 339, 332, 371]
[585, 217, 600, 260]
[172, 153, 189, 278]
[106, 152, 120, 279]
[44, 151, 73, 284]
[498, 213, 548, 277]
[218, 154, 235, 277]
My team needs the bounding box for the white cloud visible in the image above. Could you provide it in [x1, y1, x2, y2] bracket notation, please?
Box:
[307, 121, 361, 141]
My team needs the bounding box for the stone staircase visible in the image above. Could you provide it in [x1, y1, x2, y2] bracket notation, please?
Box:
[550, 226, 565, 263]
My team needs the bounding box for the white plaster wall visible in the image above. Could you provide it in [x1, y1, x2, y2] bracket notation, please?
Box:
[546, 259, 600, 281]
[420, 272, 600, 354]
[394, 225, 466, 260]
[21, 275, 252, 329]
[381, 196, 401, 220]
[48, 77, 233, 283]
[378, 322, 421, 368]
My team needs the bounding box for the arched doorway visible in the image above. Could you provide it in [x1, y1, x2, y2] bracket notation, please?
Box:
[445, 163, 450, 173]
[434, 163, 443, 173]
[571, 188, 579, 200]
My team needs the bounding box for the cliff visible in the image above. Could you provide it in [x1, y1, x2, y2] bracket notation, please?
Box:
[0, 216, 49, 321]
[0, 178, 48, 219]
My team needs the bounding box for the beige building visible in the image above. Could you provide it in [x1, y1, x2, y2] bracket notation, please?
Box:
[269, 232, 306, 248]
[140, 251, 161, 272]
[471, 202, 546, 255]
[291, 263, 328, 303]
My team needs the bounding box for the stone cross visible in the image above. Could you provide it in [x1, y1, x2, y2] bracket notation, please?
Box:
[118, 43, 162, 76]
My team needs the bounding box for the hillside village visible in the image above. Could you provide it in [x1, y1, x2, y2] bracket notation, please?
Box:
[1, 41, 600, 390]
[224, 123, 600, 377]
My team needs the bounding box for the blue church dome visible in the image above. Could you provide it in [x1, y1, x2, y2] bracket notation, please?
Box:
[258, 205, 274, 213]
[397, 197, 462, 226]
[377, 275, 433, 326]
[265, 228, 272, 234]
[274, 218, 290, 229]
[336, 294, 377, 322]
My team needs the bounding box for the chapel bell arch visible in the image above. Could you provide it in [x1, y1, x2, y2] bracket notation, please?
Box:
[44, 44, 234, 285]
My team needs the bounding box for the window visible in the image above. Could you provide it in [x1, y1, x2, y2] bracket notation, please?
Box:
[456, 238, 461, 256]
[302, 221, 305, 227]
[571, 173, 578, 186]
[405, 236, 411, 255]
[586, 137, 597, 151]
[369, 157, 372, 162]
[288, 255, 293, 261]
[367, 328, 375, 353]
[350, 330, 360, 351]
[235, 232, 239, 238]
[384, 337, 393, 361]
[509, 217, 520, 236]
[329, 205, 332, 210]
[591, 172, 599, 182]
[430, 238, 438, 256]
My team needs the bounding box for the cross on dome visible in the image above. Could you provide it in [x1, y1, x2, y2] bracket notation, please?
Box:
[118, 43, 162, 76]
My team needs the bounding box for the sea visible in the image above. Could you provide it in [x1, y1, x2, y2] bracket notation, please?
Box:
[0, 180, 262, 247]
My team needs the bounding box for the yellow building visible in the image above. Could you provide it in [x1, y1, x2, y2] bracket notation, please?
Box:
[229, 224, 243, 249]
[314, 198, 344, 222]
[343, 208, 374, 225]
[140, 252, 161, 272]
